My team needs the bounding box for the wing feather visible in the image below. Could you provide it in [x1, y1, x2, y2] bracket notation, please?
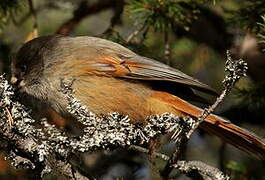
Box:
[59, 35, 217, 95]
[122, 56, 217, 95]
[73, 54, 217, 95]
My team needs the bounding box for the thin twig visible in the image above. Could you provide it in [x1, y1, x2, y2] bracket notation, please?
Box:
[5, 107, 13, 127]
[161, 50, 247, 179]
[186, 89, 228, 139]
[129, 145, 169, 161]
[139, 26, 150, 44]
[28, 0, 38, 37]
[56, 0, 118, 35]
[173, 161, 229, 180]
[126, 23, 146, 44]
[160, 139, 186, 179]
[164, 32, 171, 65]
[187, 50, 247, 138]
[15, 2, 59, 26]
[104, 0, 124, 34]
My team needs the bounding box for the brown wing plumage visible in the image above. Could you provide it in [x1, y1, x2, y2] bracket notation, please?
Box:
[119, 55, 217, 95]
[50, 36, 217, 96]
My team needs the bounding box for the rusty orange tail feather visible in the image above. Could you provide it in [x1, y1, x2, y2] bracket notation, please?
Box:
[152, 91, 265, 159]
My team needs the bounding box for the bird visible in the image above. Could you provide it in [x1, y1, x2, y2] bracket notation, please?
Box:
[11, 35, 265, 159]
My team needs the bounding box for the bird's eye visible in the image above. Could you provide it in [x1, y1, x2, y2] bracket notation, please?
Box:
[20, 65, 27, 72]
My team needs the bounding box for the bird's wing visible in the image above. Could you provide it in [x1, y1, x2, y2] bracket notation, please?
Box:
[69, 52, 217, 95]
[46, 36, 215, 95]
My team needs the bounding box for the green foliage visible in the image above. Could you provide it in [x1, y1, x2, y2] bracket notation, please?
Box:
[257, 15, 265, 52]
[226, 161, 246, 173]
[228, 0, 265, 31]
[127, 0, 211, 32]
[0, 0, 24, 33]
[235, 81, 265, 113]
[226, 161, 247, 180]
[0, 0, 20, 13]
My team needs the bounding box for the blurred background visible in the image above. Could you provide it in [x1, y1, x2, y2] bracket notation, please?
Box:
[0, 0, 265, 179]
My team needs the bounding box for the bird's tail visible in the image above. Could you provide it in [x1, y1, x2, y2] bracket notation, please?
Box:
[153, 91, 265, 160]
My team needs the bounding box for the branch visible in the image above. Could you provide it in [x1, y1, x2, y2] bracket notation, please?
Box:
[161, 50, 247, 179]
[0, 75, 88, 179]
[1, 73, 229, 179]
[24, 0, 38, 42]
[128, 146, 229, 180]
[0, 50, 246, 179]
[0, 75, 192, 178]
[102, 0, 125, 35]
[28, 0, 37, 31]
[187, 50, 248, 138]
[14, 2, 59, 26]
[173, 161, 229, 180]
[56, 0, 123, 35]
[125, 23, 147, 44]
[1, 49, 246, 179]
[164, 31, 171, 65]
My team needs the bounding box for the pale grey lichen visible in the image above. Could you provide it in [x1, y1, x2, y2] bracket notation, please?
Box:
[60, 78, 194, 153]
[160, 51, 247, 179]
[223, 50, 248, 90]
[0, 75, 51, 166]
[0, 75, 189, 169]
[174, 161, 230, 180]
[41, 165, 52, 178]
[0, 74, 230, 179]
[6, 151, 35, 169]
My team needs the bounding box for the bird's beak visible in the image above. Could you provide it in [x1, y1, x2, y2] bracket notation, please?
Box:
[19, 80, 26, 87]
[10, 76, 18, 85]
[10, 76, 25, 89]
